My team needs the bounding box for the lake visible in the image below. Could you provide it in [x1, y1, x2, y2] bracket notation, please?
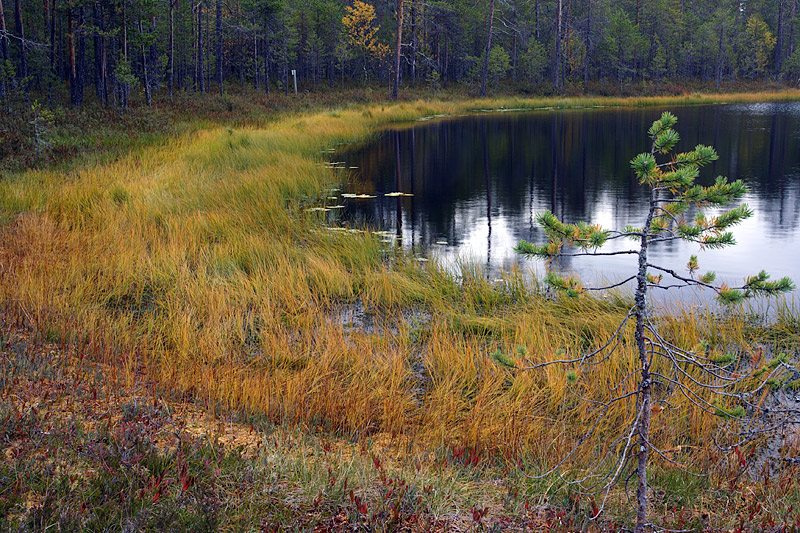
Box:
[335, 103, 800, 300]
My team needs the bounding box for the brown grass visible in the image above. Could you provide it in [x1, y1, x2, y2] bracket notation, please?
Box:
[1, 93, 799, 528]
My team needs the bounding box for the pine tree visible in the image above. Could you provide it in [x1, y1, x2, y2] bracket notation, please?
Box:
[514, 112, 795, 532]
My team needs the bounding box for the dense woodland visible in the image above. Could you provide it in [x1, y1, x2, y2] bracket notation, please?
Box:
[0, 0, 799, 111]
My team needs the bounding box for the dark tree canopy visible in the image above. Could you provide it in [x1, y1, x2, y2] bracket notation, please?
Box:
[0, 0, 798, 110]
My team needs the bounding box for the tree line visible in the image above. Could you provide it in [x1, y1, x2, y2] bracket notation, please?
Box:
[1, 0, 799, 111]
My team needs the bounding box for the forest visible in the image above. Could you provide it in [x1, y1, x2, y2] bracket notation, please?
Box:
[1, 0, 800, 112]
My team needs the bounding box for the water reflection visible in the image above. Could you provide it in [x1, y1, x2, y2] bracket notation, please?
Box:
[340, 103, 800, 293]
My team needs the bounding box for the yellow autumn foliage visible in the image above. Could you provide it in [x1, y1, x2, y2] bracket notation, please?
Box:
[342, 1, 390, 65]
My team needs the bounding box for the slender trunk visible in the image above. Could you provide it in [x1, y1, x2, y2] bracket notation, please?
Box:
[68, 6, 85, 107]
[150, 16, 158, 90]
[49, 0, 55, 72]
[480, 0, 495, 97]
[122, 0, 127, 61]
[584, 0, 591, 92]
[13, 0, 25, 80]
[444, 33, 448, 84]
[93, 3, 104, 102]
[205, 2, 209, 89]
[410, 0, 416, 84]
[512, 33, 517, 82]
[633, 187, 656, 533]
[553, 0, 563, 92]
[57, 6, 63, 79]
[328, 50, 333, 89]
[392, 0, 403, 100]
[715, 16, 725, 90]
[193, 2, 198, 90]
[732, 1, 742, 81]
[169, 0, 175, 99]
[198, 1, 205, 93]
[264, 35, 269, 94]
[253, 34, 258, 90]
[68, 9, 76, 100]
[77, 6, 85, 103]
[0, 0, 7, 110]
[139, 20, 150, 106]
[283, 18, 288, 95]
[42, 0, 49, 77]
[776, 0, 785, 75]
[216, 0, 222, 95]
[790, 0, 797, 59]
[0, 0, 9, 67]
[102, 28, 108, 105]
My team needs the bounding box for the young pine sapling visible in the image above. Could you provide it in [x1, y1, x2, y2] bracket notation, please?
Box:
[513, 112, 796, 532]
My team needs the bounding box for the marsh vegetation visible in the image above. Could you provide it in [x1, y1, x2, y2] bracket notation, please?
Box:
[2, 92, 800, 530]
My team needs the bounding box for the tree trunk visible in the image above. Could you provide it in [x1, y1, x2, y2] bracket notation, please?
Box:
[13, 0, 25, 80]
[0, 0, 9, 67]
[264, 36, 270, 94]
[150, 17, 158, 90]
[0, 0, 7, 110]
[57, 7, 63, 79]
[67, 6, 85, 107]
[253, 34, 258, 90]
[328, 52, 333, 89]
[93, 2, 107, 104]
[553, 0, 563, 92]
[732, 1, 742, 81]
[68, 9, 76, 103]
[790, 0, 797, 59]
[216, 0, 222, 95]
[49, 0, 55, 72]
[776, 0, 785, 75]
[197, 1, 205, 93]
[410, 0, 416, 84]
[139, 19, 150, 107]
[584, 0, 592, 92]
[392, 0, 403, 100]
[715, 16, 725, 90]
[122, 0, 127, 61]
[78, 6, 86, 104]
[479, 0, 495, 97]
[633, 187, 656, 533]
[169, 0, 175, 99]
[282, 11, 288, 94]
[205, 2, 210, 89]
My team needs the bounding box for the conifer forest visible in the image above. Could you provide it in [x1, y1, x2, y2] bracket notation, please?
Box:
[1, 0, 800, 109]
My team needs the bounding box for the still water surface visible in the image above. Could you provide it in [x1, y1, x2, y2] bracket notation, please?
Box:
[338, 103, 800, 299]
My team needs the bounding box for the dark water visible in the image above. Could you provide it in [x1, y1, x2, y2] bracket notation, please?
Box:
[336, 103, 800, 298]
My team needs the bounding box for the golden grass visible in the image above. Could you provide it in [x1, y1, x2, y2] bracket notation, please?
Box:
[1, 92, 799, 474]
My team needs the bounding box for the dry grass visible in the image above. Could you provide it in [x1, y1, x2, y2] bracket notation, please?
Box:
[2, 92, 800, 528]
